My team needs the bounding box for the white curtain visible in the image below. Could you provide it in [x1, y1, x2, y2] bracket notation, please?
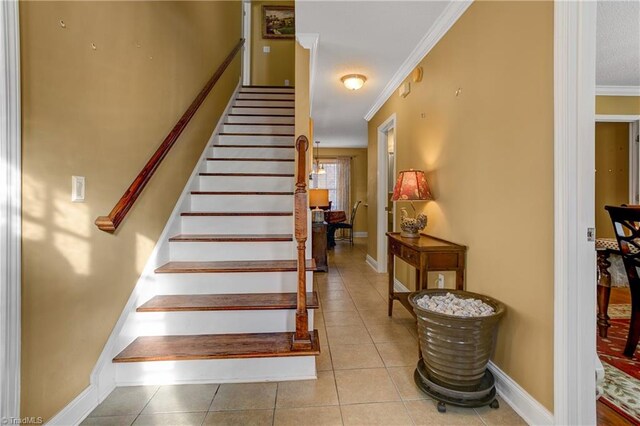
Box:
[335, 157, 351, 239]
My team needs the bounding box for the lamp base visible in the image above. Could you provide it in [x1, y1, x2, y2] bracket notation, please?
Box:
[399, 213, 427, 239]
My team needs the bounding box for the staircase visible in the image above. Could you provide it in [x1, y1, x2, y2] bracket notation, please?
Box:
[111, 86, 320, 385]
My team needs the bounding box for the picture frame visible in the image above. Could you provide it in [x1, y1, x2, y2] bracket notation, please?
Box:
[262, 5, 295, 39]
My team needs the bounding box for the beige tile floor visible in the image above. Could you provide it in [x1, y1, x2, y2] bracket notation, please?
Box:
[83, 239, 525, 426]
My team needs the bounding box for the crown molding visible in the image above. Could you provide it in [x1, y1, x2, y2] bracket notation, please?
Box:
[296, 33, 319, 116]
[596, 85, 640, 96]
[364, 0, 472, 121]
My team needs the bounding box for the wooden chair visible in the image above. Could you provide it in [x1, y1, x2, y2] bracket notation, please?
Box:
[605, 205, 640, 357]
[333, 201, 362, 245]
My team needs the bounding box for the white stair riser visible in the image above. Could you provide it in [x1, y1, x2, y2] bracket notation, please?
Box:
[222, 124, 294, 134]
[152, 271, 314, 295]
[231, 107, 293, 115]
[241, 87, 294, 93]
[170, 241, 295, 261]
[235, 100, 294, 108]
[199, 175, 294, 192]
[115, 357, 315, 386]
[181, 215, 293, 234]
[237, 93, 294, 100]
[122, 310, 315, 336]
[210, 146, 294, 159]
[218, 134, 294, 146]
[226, 115, 294, 125]
[191, 194, 293, 212]
[206, 160, 294, 174]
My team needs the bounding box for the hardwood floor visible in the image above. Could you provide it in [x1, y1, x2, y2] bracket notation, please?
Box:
[598, 287, 633, 426]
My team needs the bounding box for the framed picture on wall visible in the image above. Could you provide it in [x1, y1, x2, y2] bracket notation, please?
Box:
[262, 5, 295, 39]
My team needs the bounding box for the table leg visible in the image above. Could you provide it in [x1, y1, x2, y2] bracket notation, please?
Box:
[388, 251, 395, 317]
[456, 268, 465, 290]
[597, 251, 612, 338]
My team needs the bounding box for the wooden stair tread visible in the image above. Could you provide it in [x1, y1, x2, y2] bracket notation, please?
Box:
[191, 191, 293, 195]
[199, 173, 294, 177]
[227, 114, 295, 117]
[169, 233, 293, 242]
[212, 145, 294, 149]
[236, 98, 293, 102]
[206, 158, 294, 162]
[219, 132, 294, 136]
[224, 123, 293, 126]
[181, 211, 292, 217]
[155, 259, 317, 273]
[137, 292, 319, 312]
[232, 106, 294, 109]
[113, 331, 319, 363]
[242, 85, 295, 89]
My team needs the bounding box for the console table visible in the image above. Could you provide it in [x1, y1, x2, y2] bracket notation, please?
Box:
[312, 222, 328, 272]
[386, 232, 467, 317]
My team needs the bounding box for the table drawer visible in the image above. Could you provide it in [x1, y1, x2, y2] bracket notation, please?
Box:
[401, 246, 420, 268]
[428, 253, 460, 269]
[389, 240, 402, 255]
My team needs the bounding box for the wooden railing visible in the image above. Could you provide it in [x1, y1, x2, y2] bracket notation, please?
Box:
[95, 38, 245, 233]
[292, 135, 312, 350]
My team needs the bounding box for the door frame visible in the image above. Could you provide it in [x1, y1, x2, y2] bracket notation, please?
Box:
[242, 1, 251, 86]
[376, 114, 396, 273]
[553, 1, 598, 424]
[595, 115, 640, 204]
[0, 0, 22, 420]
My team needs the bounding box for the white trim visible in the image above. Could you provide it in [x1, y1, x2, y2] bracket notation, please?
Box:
[353, 232, 368, 238]
[376, 114, 396, 273]
[364, 1, 472, 121]
[594, 114, 640, 122]
[393, 278, 410, 294]
[596, 85, 640, 97]
[365, 254, 378, 272]
[0, 0, 21, 420]
[553, 1, 597, 425]
[48, 83, 242, 426]
[296, 33, 319, 116]
[242, 2, 251, 86]
[488, 361, 554, 426]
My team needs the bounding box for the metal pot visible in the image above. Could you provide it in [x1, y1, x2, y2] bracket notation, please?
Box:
[409, 290, 505, 391]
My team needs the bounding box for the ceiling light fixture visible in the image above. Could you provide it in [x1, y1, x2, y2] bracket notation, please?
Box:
[341, 74, 367, 91]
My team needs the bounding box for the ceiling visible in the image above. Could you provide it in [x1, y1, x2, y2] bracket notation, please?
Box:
[297, 0, 640, 149]
[296, 1, 450, 148]
[596, 0, 640, 87]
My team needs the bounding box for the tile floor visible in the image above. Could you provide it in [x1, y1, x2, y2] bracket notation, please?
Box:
[83, 239, 525, 425]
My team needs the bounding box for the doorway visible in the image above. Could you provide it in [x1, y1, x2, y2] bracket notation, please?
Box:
[376, 114, 396, 273]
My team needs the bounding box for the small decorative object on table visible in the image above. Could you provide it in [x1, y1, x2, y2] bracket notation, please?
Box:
[392, 169, 433, 238]
[409, 290, 505, 413]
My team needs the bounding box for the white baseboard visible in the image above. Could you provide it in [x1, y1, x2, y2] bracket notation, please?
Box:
[353, 232, 368, 237]
[365, 254, 378, 272]
[488, 361, 554, 425]
[394, 278, 411, 293]
[47, 81, 242, 426]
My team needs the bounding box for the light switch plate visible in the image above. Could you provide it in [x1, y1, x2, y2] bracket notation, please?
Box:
[72, 176, 85, 202]
[263, 46, 270, 53]
[284, 79, 290, 86]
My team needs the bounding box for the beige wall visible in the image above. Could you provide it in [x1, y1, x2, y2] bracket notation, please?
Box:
[596, 96, 640, 115]
[595, 122, 630, 238]
[319, 148, 368, 233]
[20, 1, 242, 420]
[251, 1, 295, 86]
[367, 1, 554, 410]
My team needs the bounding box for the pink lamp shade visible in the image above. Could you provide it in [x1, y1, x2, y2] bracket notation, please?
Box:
[392, 169, 433, 201]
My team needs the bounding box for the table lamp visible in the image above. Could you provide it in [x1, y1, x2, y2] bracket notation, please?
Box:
[309, 189, 329, 223]
[391, 169, 433, 238]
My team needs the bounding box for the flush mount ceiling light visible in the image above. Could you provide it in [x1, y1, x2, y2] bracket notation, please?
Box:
[341, 74, 367, 91]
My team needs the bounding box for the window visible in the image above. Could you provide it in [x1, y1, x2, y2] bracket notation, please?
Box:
[312, 160, 338, 208]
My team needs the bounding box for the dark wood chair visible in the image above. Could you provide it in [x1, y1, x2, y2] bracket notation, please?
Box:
[605, 205, 640, 358]
[332, 201, 361, 245]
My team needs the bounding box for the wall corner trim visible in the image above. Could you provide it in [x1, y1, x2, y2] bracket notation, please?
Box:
[296, 33, 319, 116]
[363, 0, 472, 122]
[596, 85, 640, 97]
[0, 0, 21, 420]
[487, 361, 554, 426]
[365, 254, 378, 272]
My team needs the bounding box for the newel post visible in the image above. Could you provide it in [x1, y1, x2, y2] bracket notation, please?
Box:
[292, 135, 312, 350]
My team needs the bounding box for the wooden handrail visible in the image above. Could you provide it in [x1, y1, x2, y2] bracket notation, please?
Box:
[292, 135, 312, 350]
[95, 38, 245, 233]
